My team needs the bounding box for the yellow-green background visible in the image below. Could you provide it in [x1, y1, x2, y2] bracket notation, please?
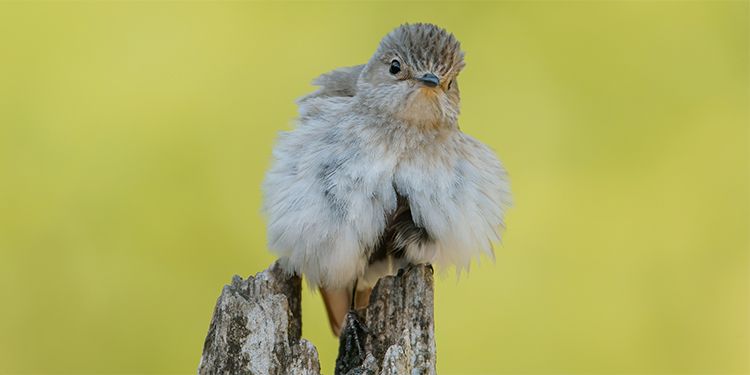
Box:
[0, 1, 747, 374]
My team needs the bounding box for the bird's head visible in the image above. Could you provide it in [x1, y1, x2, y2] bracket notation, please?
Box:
[357, 23, 465, 128]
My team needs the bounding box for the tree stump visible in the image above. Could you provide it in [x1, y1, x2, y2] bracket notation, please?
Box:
[198, 262, 436, 375]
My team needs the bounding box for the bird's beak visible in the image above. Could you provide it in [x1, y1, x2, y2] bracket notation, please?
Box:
[417, 73, 440, 88]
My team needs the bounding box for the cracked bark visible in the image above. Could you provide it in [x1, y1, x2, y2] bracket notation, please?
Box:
[198, 262, 436, 375]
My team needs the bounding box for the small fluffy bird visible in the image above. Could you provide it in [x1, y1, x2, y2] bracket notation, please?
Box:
[263, 23, 510, 335]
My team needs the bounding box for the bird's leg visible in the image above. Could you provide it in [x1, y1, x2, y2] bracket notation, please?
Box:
[335, 280, 369, 375]
[349, 279, 358, 310]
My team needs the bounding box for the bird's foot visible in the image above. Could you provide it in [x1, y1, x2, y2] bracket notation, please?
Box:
[334, 309, 369, 375]
[397, 262, 433, 277]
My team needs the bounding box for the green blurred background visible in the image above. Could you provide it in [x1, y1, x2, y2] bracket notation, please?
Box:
[0, 2, 747, 374]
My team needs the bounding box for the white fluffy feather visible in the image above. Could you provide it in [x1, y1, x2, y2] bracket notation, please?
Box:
[262, 23, 511, 289]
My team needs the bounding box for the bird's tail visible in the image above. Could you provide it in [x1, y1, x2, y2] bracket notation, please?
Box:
[320, 286, 372, 337]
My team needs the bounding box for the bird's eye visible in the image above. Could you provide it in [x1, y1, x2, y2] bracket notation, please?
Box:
[389, 60, 401, 75]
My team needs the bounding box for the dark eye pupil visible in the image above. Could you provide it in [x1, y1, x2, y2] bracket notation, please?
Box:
[389, 60, 401, 75]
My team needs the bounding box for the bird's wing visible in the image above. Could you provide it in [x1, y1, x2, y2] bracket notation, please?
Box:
[299, 64, 364, 102]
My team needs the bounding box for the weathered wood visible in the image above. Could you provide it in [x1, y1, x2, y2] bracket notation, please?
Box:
[198, 262, 436, 375]
[198, 262, 319, 375]
[337, 264, 436, 375]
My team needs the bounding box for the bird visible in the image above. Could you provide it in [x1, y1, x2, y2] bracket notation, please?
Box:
[262, 23, 511, 336]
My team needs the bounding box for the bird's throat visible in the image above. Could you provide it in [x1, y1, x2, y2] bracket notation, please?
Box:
[396, 89, 454, 130]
